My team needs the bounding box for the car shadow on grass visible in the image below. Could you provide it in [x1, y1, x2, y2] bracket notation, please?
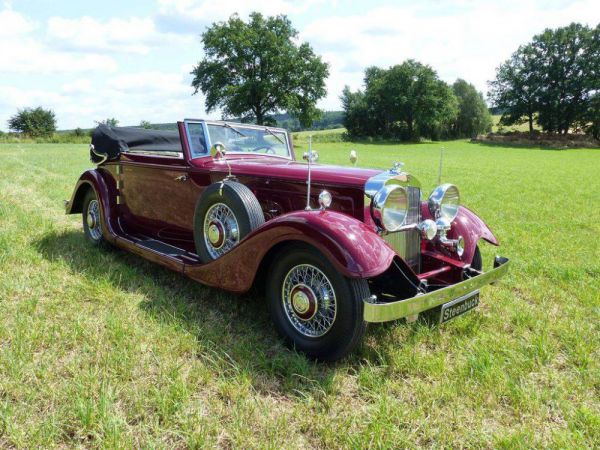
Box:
[35, 230, 443, 395]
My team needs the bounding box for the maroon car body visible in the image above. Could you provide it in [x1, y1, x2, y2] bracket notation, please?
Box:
[66, 119, 509, 360]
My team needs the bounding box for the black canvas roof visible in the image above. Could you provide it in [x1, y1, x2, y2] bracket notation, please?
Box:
[90, 125, 182, 163]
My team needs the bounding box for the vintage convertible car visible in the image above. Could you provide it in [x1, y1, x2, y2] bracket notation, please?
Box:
[65, 120, 510, 361]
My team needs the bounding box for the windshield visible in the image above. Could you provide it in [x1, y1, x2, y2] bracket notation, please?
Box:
[206, 123, 290, 157]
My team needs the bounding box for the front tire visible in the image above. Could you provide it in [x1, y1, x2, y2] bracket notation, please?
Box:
[267, 246, 369, 361]
[82, 189, 106, 246]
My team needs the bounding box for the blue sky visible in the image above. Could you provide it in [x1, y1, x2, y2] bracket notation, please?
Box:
[1, 0, 598, 130]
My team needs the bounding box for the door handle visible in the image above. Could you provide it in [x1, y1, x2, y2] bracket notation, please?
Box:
[174, 174, 188, 182]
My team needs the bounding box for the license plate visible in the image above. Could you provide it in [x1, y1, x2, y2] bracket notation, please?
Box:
[440, 291, 480, 323]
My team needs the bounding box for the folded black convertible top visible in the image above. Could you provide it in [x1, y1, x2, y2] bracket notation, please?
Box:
[90, 124, 182, 163]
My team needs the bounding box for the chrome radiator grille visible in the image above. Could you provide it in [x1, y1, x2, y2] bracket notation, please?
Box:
[383, 186, 421, 272]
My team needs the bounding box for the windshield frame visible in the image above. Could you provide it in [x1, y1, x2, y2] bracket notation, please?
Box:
[184, 119, 293, 161]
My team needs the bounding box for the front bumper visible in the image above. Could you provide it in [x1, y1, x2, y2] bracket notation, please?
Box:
[363, 256, 510, 323]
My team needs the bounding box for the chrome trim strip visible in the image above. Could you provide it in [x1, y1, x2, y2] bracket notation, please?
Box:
[363, 257, 510, 323]
[121, 149, 184, 159]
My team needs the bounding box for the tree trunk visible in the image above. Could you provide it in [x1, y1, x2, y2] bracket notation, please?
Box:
[255, 107, 264, 125]
[528, 114, 533, 136]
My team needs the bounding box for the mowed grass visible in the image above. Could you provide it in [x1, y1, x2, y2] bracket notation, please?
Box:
[0, 140, 599, 448]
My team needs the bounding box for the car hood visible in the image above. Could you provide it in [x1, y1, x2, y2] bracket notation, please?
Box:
[190, 155, 382, 187]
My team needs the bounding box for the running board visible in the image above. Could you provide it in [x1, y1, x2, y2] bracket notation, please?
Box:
[137, 239, 189, 256]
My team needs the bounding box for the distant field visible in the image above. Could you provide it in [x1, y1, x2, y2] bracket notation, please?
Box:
[0, 141, 598, 448]
[491, 114, 540, 133]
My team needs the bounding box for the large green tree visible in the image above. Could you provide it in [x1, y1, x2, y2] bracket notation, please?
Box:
[191, 13, 329, 127]
[342, 60, 458, 140]
[533, 23, 598, 134]
[488, 45, 540, 134]
[8, 107, 56, 137]
[452, 79, 493, 137]
[489, 22, 599, 135]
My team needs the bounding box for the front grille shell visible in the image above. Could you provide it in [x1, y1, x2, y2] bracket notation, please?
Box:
[382, 186, 421, 272]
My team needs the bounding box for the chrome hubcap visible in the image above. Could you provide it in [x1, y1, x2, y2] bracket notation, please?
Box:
[87, 212, 96, 229]
[282, 264, 336, 338]
[207, 220, 225, 248]
[86, 199, 102, 241]
[290, 284, 317, 320]
[203, 203, 239, 259]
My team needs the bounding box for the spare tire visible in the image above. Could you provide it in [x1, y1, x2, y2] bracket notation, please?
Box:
[193, 181, 265, 263]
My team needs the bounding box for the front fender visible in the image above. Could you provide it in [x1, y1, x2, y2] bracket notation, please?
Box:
[421, 203, 499, 265]
[451, 206, 499, 264]
[184, 210, 396, 292]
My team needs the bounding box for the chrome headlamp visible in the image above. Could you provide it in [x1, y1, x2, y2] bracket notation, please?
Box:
[428, 183, 460, 222]
[372, 185, 409, 231]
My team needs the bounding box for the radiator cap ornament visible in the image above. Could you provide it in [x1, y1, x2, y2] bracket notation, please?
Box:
[390, 161, 404, 174]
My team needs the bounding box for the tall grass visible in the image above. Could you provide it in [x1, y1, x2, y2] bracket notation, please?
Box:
[0, 141, 598, 448]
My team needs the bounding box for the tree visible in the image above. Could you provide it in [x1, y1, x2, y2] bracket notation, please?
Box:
[96, 118, 119, 127]
[452, 79, 493, 137]
[489, 23, 599, 135]
[582, 92, 600, 139]
[340, 86, 370, 137]
[8, 107, 56, 137]
[191, 12, 329, 127]
[532, 23, 597, 134]
[488, 45, 540, 134]
[342, 60, 458, 140]
[139, 120, 152, 129]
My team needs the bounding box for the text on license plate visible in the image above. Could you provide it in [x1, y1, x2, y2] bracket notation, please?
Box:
[440, 291, 480, 323]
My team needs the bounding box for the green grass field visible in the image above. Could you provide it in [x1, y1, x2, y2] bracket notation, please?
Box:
[0, 140, 599, 448]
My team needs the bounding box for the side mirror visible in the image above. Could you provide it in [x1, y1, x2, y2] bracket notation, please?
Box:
[349, 150, 357, 165]
[210, 142, 226, 159]
[303, 150, 319, 163]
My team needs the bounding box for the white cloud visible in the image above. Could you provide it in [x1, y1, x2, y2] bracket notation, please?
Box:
[301, 0, 600, 110]
[47, 16, 190, 55]
[0, 7, 36, 36]
[0, 8, 118, 74]
[1, 67, 207, 130]
[155, 0, 328, 33]
[157, 0, 326, 19]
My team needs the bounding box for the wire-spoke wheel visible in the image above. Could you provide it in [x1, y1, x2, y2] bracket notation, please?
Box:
[82, 189, 106, 246]
[193, 181, 264, 263]
[203, 203, 240, 259]
[268, 245, 370, 361]
[282, 264, 337, 338]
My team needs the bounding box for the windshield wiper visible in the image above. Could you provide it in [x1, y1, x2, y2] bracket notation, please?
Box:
[264, 126, 285, 145]
[224, 122, 246, 137]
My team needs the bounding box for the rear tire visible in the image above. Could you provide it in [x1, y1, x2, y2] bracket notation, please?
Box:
[267, 245, 369, 361]
[82, 189, 106, 246]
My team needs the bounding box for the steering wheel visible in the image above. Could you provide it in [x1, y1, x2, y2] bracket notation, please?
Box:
[251, 145, 276, 154]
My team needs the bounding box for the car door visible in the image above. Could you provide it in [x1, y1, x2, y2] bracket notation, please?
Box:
[120, 157, 195, 237]
[118, 122, 213, 249]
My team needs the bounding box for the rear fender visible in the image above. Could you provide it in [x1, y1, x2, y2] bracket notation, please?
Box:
[185, 210, 396, 292]
[65, 169, 119, 241]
